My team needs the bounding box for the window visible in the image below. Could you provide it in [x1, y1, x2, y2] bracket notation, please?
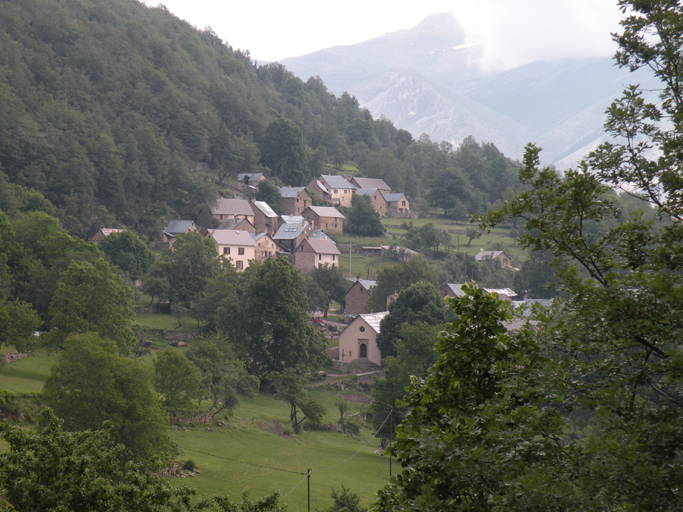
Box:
[236, 261, 243, 270]
[238, 247, 245, 255]
[359, 326, 365, 332]
[402, 200, 406, 206]
[333, 255, 336, 261]
[223, 247, 230, 255]
[319, 254, 322, 260]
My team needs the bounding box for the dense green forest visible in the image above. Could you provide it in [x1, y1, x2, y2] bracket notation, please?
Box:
[0, 0, 522, 241]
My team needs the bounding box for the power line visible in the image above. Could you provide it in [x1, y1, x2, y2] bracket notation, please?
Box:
[181, 446, 306, 475]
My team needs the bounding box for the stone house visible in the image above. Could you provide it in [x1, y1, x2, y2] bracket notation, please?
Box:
[305, 179, 332, 204]
[250, 199, 279, 237]
[278, 187, 312, 216]
[294, 237, 341, 274]
[315, 175, 356, 208]
[210, 198, 255, 224]
[442, 283, 467, 299]
[474, 250, 512, 267]
[355, 188, 387, 217]
[162, 220, 198, 248]
[382, 192, 410, 215]
[337, 311, 389, 367]
[301, 206, 345, 234]
[344, 277, 377, 315]
[272, 220, 314, 254]
[251, 233, 281, 263]
[204, 229, 255, 271]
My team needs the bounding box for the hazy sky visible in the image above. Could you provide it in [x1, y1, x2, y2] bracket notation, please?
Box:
[151, 0, 624, 70]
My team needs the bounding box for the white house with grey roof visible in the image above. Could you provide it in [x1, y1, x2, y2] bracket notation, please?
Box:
[294, 237, 341, 274]
[338, 311, 389, 367]
[204, 229, 255, 271]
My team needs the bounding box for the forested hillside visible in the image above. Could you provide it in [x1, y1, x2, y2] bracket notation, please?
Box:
[0, 0, 522, 241]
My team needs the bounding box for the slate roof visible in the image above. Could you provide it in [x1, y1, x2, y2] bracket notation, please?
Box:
[279, 186, 307, 198]
[483, 288, 517, 299]
[164, 220, 194, 235]
[306, 206, 345, 218]
[211, 198, 254, 216]
[347, 278, 377, 291]
[237, 172, 263, 183]
[352, 177, 390, 190]
[205, 229, 256, 246]
[218, 218, 256, 231]
[281, 215, 304, 224]
[305, 238, 340, 255]
[444, 283, 467, 298]
[359, 311, 389, 333]
[273, 221, 309, 240]
[251, 200, 278, 218]
[309, 229, 331, 240]
[382, 192, 405, 202]
[321, 175, 356, 190]
[355, 188, 382, 198]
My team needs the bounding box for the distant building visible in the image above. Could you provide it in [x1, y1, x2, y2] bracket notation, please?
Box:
[355, 188, 387, 217]
[272, 220, 314, 254]
[315, 175, 357, 207]
[250, 199, 279, 237]
[294, 237, 341, 274]
[442, 283, 467, 299]
[306, 179, 332, 204]
[210, 198, 255, 224]
[91, 228, 125, 243]
[350, 177, 391, 194]
[204, 229, 256, 271]
[302, 206, 345, 234]
[162, 220, 198, 248]
[345, 277, 377, 315]
[278, 187, 312, 216]
[483, 288, 517, 301]
[475, 250, 512, 267]
[383, 192, 410, 216]
[251, 233, 281, 263]
[337, 311, 389, 367]
[237, 173, 265, 185]
[218, 217, 257, 234]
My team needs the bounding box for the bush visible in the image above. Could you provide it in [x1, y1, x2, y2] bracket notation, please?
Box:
[182, 459, 196, 472]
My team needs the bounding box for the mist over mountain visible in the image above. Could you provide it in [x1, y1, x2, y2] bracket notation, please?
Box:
[282, 12, 659, 166]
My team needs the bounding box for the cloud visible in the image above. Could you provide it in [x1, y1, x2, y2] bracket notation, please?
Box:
[150, 0, 624, 68]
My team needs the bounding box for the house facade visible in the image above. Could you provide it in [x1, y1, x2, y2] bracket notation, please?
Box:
[442, 283, 467, 300]
[250, 200, 279, 237]
[251, 233, 280, 263]
[337, 311, 389, 367]
[218, 217, 257, 233]
[294, 237, 340, 274]
[383, 193, 410, 215]
[278, 187, 312, 216]
[272, 220, 314, 254]
[301, 206, 345, 234]
[317, 175, 356, 208]
[210, 198, 255, 224]
[344, 277, 377, 315]
[204, 229, 256, 271]
[355, 188, 387, 217]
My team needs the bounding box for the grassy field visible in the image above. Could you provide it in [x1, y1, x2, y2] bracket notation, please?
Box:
[133, 314, 203, 331]
[171, 386, 387, 511]
[0, 345, 387, 510]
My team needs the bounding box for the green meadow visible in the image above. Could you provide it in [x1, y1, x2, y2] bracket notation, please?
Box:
[0, 346, 389, 510]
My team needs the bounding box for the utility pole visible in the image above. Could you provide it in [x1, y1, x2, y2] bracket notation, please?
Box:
[389, 408, 393, 477]
[307, 468, 311, 512]
[349, 243, 352, 278]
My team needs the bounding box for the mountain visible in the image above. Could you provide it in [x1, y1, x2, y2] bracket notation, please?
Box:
[281, 13, 659, 165]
